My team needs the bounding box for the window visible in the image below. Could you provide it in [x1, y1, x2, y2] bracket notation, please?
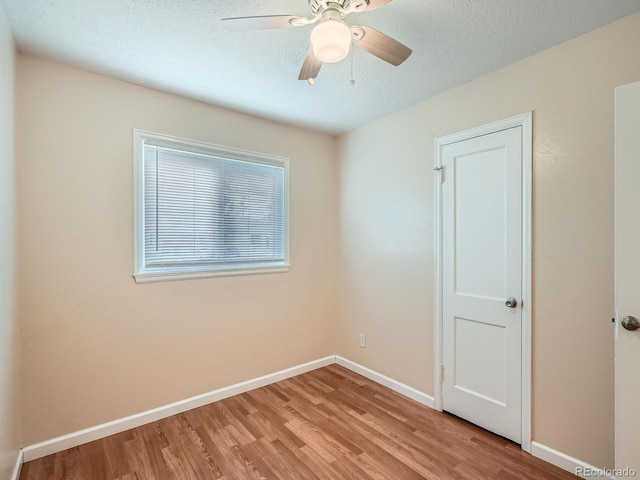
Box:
[133, 130, 289, 283]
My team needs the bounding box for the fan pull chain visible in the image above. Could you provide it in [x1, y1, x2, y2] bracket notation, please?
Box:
[349, 46, 356, 86]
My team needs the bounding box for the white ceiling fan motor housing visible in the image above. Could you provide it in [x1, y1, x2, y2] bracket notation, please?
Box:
[308, 0, 369, 15]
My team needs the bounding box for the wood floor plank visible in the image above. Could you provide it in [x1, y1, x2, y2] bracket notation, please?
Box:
[103, 436, 134, 479]
[298, 444, 344, 480]
[331, 457, 371, 480]
[319, 414, 429, 480]
[192, 425, 246, 480]
[195, 414, 254, 479]
[20, 366, 578, 480]
[241, 438, 312, 480]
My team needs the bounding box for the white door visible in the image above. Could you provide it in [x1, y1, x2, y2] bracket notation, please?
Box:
[441, 126, 523, 443]
[614, 81, 640, 475]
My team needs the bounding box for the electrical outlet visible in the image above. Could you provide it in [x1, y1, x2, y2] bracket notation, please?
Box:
[359, 333, 366, 348]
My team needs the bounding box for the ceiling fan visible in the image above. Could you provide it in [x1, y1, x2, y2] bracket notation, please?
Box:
[222, 0, 412, 83]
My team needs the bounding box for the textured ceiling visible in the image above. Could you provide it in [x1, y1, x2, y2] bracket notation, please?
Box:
[4, 0, 640, 134]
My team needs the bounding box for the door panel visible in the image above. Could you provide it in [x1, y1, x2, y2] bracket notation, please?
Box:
[454, 317, 507, 405]
[614, 81, 640, 474]
[442, 126, 523, 443]
[454, 148, 507, 298]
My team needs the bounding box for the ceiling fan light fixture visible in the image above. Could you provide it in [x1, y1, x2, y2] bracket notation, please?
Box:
[310, 19, 352, 63]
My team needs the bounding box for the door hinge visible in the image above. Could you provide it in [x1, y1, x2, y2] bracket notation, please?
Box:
[440, 364, 445, 382]
[434, 166, 444, 183]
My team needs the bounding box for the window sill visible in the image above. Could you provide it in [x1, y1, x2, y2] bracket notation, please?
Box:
[133, 264, 290, 284]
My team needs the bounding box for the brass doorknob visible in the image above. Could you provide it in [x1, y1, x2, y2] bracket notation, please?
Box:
[622, 316, 640, 331]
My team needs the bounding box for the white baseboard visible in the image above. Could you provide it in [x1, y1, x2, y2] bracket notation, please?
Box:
[22, 355, 335, 462]
[335, 356, 435, 408]
[10, 449, 23, 480]
[531, 442, 614, 479]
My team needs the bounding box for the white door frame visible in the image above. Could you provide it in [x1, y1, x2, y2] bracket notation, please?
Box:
[433, 112, 533, 453]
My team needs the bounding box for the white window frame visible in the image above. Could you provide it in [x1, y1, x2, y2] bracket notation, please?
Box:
[133, 130, 290, 283]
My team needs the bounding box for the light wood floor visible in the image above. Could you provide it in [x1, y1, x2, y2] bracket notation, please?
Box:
[20, 364, 577, 480]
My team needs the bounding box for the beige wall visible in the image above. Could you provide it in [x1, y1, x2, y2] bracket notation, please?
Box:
[0, 4, 20, 480]
[16, 55, 337, 444]
[336, 12, 640, 469]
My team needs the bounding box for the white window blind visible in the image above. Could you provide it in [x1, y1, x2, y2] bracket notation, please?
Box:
[133, 131, 289, 282]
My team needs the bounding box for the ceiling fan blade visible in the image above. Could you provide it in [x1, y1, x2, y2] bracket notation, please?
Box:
[351, 25, 412, 66]
[221, 15, 306, 32]
[364, 0, 394, 11]
[299, 48, 323, 81]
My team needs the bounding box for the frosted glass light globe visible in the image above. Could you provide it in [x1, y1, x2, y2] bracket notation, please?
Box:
[310, 20, 352, 63]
